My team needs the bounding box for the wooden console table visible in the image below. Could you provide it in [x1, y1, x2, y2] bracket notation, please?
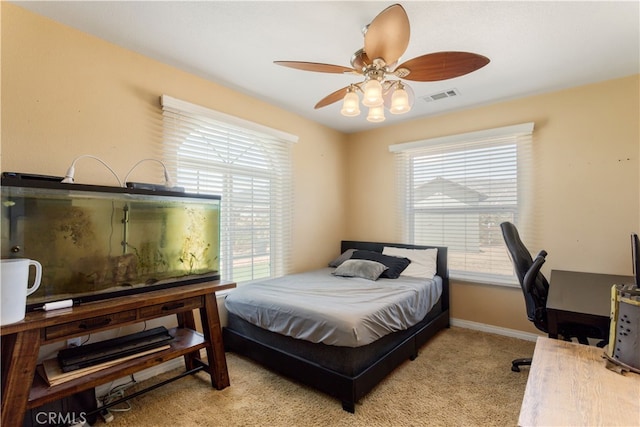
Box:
[0, 280, 235, 427]
[518, 337, 640, 426]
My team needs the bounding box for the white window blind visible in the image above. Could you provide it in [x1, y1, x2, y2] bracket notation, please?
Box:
[390, 123, 534, 285]
[160, 95, 297, 283]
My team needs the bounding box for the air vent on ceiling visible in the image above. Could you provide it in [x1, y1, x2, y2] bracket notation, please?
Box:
[422, 88, 460, 102]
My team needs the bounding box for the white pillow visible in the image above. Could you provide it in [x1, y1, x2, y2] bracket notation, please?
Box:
[382, 247, 438, 278]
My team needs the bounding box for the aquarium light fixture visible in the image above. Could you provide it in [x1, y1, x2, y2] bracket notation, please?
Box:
[61, 156, 176, 190]
[123, 158, 175, 189]
[61, 155, 123, 187]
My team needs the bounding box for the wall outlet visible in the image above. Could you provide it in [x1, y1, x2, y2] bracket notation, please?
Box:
[67, 337, 83, 348]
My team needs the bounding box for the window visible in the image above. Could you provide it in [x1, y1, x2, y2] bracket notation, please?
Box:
[390, 123, 534, 285]
[161, 95, 297, 283]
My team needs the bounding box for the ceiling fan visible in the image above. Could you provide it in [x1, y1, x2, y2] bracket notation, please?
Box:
[274, 4, 490, 122]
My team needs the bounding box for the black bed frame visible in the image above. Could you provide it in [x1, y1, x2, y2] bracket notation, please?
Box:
[223, 241, 449, 413]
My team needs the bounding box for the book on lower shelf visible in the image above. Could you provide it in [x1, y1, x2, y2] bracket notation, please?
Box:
[38, 345, 171, 387]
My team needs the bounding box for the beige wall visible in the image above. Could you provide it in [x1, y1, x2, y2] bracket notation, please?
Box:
[345, 75, 640, 332]
[2, 4, 639, 335]
[1, 3, 348, 273]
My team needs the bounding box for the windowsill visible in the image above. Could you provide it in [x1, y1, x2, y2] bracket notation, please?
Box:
[214, 288, 234, 298]
[450, 273, 520, 288]
[213, 277, 266, 297]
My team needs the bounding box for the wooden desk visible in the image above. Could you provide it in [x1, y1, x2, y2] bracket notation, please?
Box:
[519, 337, 640, 426]
[547, 270, 633, 341]
[0, 281, 235, 427]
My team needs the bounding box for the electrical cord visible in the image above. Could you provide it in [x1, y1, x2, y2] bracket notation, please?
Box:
[81, 334, 91, 345]
[102, 377, 136, 412]
[99, 374, 137, 422]
[96, 321, 147, 397]
[97, 323, 147, 421]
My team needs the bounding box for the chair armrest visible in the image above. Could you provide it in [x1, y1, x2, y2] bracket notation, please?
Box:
[523, 251, 547, 294]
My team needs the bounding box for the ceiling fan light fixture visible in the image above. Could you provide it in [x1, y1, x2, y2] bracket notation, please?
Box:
[340, 89, 361, 117]
[366, 105, 385, 123]
[275, 4, 490, 125]
[389, 83, 411, 115]
[362, 79, 384, 107]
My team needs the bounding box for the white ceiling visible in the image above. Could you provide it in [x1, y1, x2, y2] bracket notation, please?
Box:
[12, 1, 640, 134]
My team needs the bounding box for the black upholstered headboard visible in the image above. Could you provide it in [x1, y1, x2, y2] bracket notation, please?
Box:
[340, 240, 449, 311]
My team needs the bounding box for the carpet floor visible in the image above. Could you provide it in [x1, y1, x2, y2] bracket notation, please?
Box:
[94, 326, 535, 426]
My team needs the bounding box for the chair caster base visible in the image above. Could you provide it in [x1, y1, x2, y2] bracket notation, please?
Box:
[511, 357, 532, 372]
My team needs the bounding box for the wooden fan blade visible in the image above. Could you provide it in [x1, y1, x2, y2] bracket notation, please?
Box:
[274, 61, 355, 74]
[364, 4, 410, 65]
[397, 52, 490, 82]
[350, 49, 371, 73]
[315, 86, 350, 109]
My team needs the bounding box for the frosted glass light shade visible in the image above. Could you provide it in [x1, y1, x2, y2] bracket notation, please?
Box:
[340, 91, 360, 117]
[366, 105, 385, 122]
[390, 86, 411, 114]
[362, 79, 383, 107]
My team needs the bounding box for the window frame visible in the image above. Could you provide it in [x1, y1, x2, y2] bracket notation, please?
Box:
[160, 95, 297, 284]
[390, 123, 534, 286]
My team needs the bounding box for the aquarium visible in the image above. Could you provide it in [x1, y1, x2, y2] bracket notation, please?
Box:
[1, 173, 220, 310]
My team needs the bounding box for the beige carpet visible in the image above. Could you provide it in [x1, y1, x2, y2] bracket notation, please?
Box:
[95, 327, 535, 426]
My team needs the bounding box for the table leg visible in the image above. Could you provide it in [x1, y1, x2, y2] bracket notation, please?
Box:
[1, 329, 41, 427]
[200, 293, 230, 389]
[547, 310, 559, 339]
[177, 310, 199, 372]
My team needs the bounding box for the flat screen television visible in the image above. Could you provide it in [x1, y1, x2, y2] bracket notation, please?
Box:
[1, 172, 220, 310]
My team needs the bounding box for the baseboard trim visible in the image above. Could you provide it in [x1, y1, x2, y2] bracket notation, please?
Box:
[133, 357, 185, 382]
[450, 318, 541, 342]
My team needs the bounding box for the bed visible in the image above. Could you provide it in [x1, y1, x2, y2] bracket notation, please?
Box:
[222, 240, 449, 413]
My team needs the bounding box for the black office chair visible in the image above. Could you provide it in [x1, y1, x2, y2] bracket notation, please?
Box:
[500, 222, 602, 372]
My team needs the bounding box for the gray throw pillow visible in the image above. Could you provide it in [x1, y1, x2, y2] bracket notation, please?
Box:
[328, 248, 356, 268]
[332, 259, 388, 281]
[350, 250, 411, 279]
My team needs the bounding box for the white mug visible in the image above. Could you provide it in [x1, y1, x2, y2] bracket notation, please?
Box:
[1, 259, 42, 325]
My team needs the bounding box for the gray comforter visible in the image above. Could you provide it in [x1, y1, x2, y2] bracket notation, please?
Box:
[224, 268, 442, 347]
